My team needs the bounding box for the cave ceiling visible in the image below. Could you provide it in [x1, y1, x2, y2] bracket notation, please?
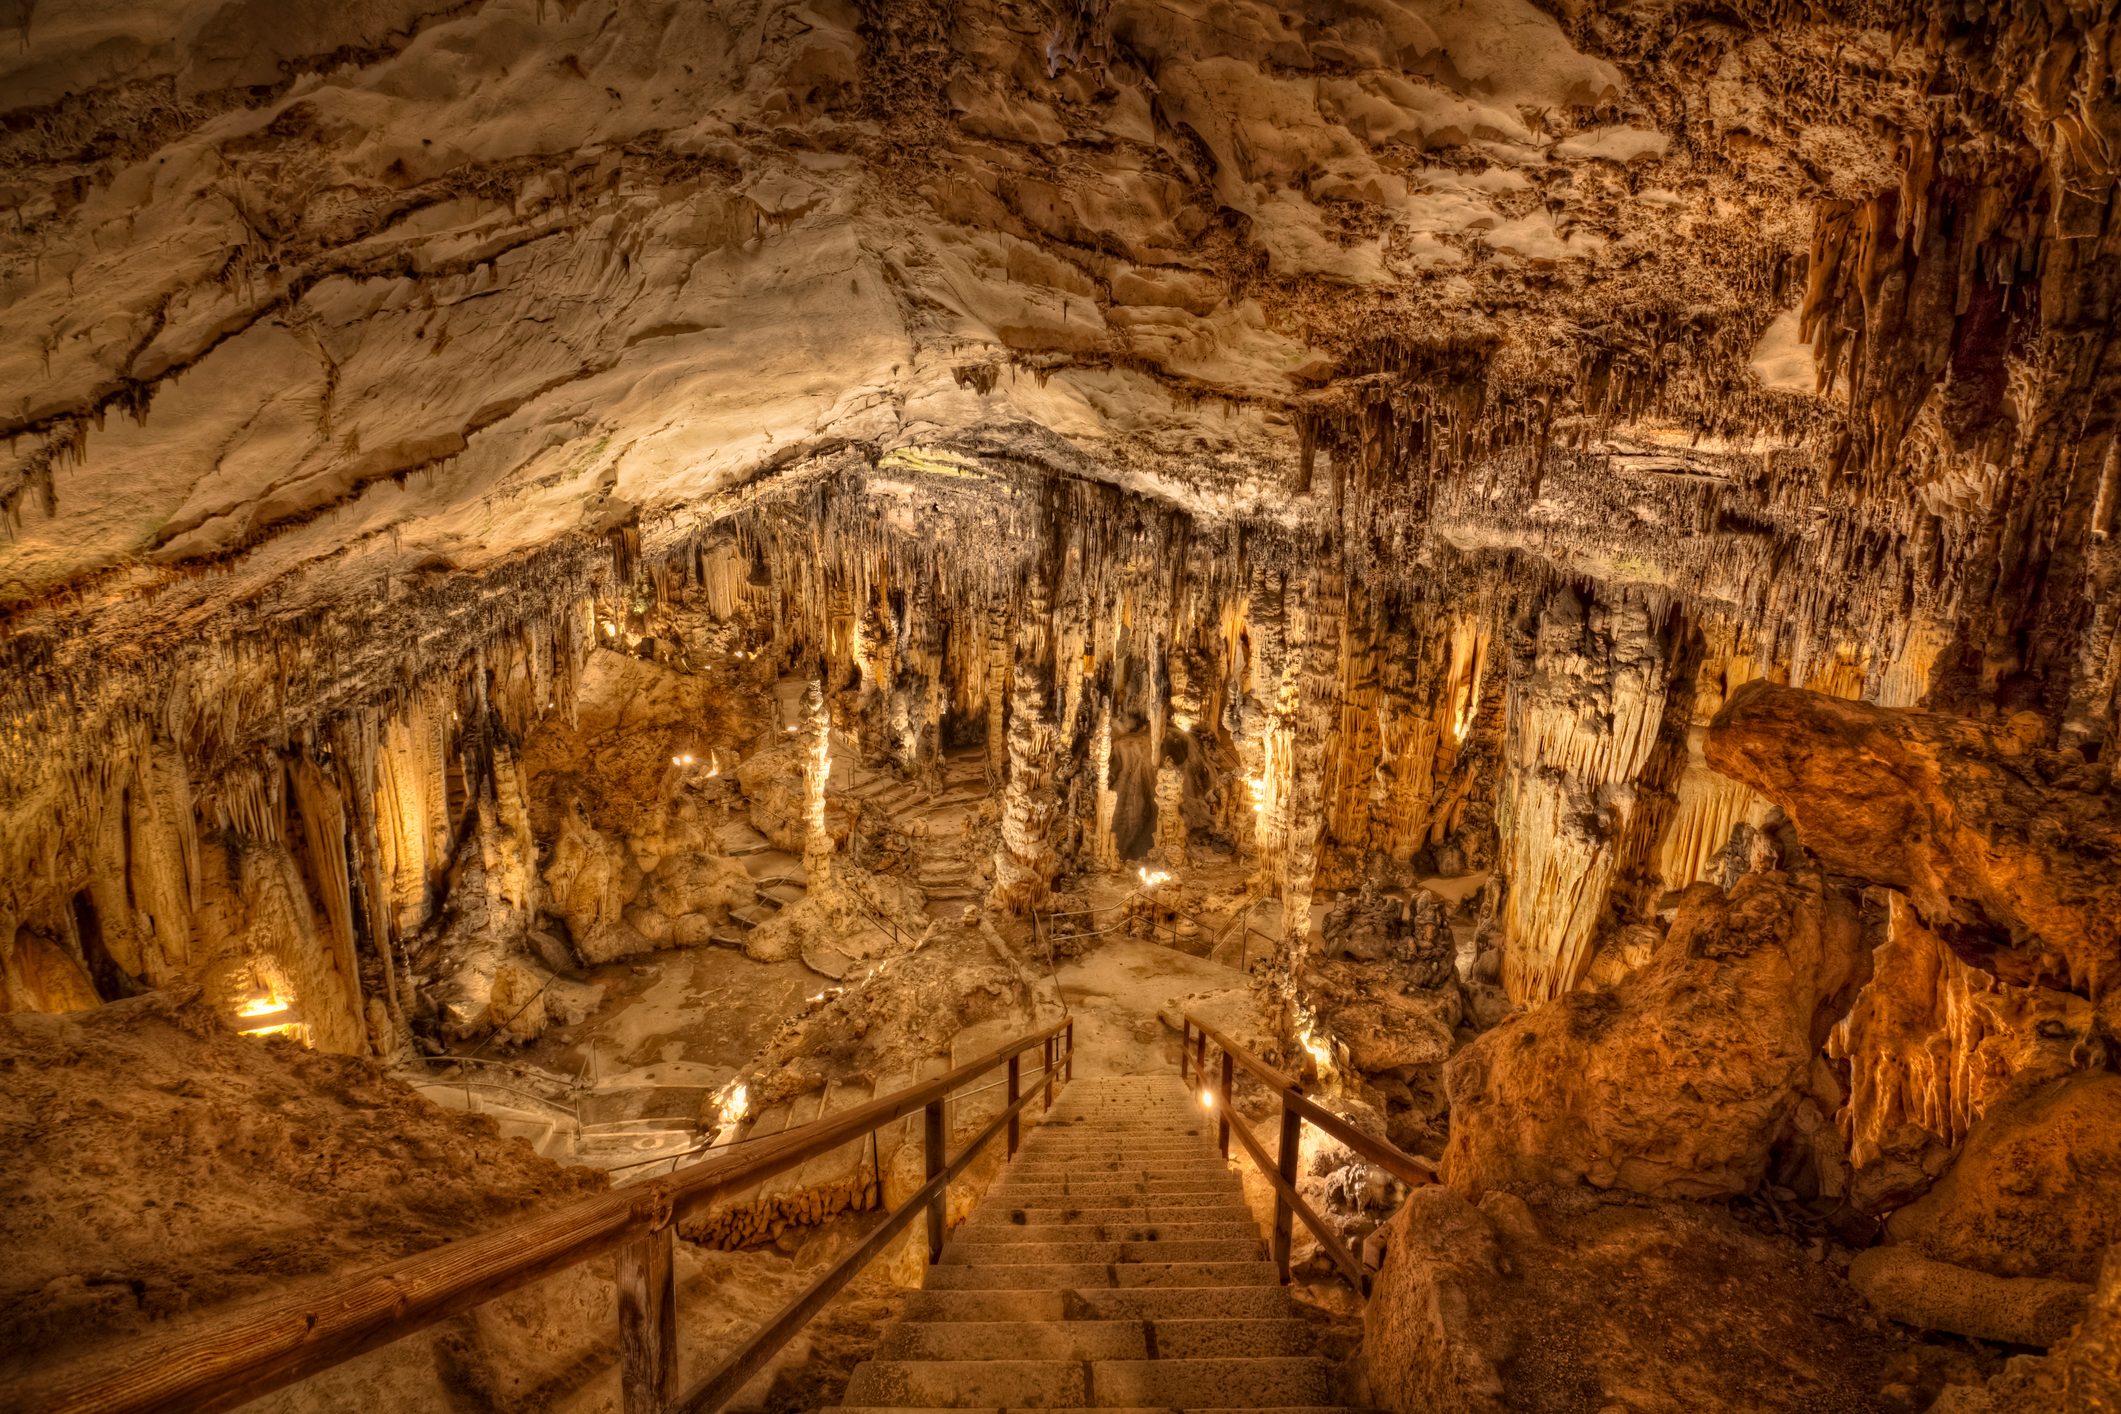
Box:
[2, 1, 2117, 849]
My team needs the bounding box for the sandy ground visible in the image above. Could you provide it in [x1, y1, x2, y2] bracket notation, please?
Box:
[0, 991, 607, 1384]
[1055, 935, 1261, 1077]
[515, 946, 818, 1093]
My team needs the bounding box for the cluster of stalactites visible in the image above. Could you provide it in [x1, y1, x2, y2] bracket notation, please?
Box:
[0, 577, 601, 1050]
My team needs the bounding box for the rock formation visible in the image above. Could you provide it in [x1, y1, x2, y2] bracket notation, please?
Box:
[1362, 1185, 1928, 1414]
[1443, 868, 1864, 1200]
[1708, 682, 2121, 998]
[2, 0, 2120, 1407]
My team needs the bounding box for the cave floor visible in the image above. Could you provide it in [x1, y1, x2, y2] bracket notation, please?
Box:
[1053, 936, 1264, 1077]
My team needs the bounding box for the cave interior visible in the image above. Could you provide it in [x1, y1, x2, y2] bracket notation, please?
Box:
[2, 1, 2120, 1412]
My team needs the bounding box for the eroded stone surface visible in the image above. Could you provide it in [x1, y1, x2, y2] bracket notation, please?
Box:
[1443, 869, 1864, 1200]
[1707, 682, 2121, 999]
[1363, 1185, 1924, 1414]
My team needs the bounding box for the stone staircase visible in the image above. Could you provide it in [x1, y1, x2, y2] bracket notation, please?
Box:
[840, 749, 994, 915]
[826, 1074, 1349, 1412]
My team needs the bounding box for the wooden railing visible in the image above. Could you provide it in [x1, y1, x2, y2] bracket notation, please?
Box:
[1178, 1010, 1433, 1296]
[12, 1018, 1075, 1414]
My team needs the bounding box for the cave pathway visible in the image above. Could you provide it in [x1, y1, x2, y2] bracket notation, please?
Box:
[828, 1073, 1346, 1411]
[1053, 938, 1258, 1079]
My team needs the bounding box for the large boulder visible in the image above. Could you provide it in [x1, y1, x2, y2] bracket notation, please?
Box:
[1362, 1185, 1921, 1414]
[1886, 1073, 2121, 1284]
[1706, 682, 2121, 998]
[1305, 956, 1458, 1073]
[541, 807, 644, 963]
[1442, 869, 1863, 1199]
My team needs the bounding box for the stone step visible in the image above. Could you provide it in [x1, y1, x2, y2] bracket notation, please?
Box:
[940, 1239, 1265, 1267]
[902, 1286, 1296, 1324]
[1019, 1137, 1219, 1152]
[955, 1220, 1261, 1244]
[968, 1205, 1257, 1230]
[1007, 1160, 1234, 1177]
[843, 1356, 1335, 1409]
[1148, 1319, 1313, 1358]
[821, 1407, 1344, 1413]
[879, 1320, 1149, 1362]
[868, 1314, 1312, 1363]
[1013, 1141, 1224, 1157]
[992, 1180, 1243, 1201]
[981, 1191, 1240, 1215]
[1099, 1358, 1336, 1409]
[1002, 1158, 1236, 1177]
[923, 1261, 1282, 1291]
[1036, 1125, 1213, 1137]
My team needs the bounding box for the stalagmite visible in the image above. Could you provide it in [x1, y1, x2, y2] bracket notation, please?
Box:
[991, 580, 1061, 915]
[802, 677, 834, 886]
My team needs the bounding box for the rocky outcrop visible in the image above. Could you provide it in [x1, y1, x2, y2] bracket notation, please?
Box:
[1884, 1074, 2121, 1286]
[1831, 894, 2102, 1211]
[1707, 682, 2121, 998]
[0, 990, 605, 1378]
[1443, 869, 1863, 1199]
[540, 806, 644, 964]
[1362, 1185, 1921, 1414]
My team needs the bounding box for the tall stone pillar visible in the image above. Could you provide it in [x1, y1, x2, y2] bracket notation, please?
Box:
[801, 677, 834, 887]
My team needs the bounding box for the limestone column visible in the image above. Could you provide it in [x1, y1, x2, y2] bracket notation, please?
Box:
[1154, 646, 1199, 867]
[991, 581, 1059, 914]
[801, 677, 834, 887]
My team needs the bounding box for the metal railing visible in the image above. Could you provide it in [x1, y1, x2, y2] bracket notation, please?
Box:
[1178, 1010, 1434, 1295]
[14, 1019, 1076, 1414]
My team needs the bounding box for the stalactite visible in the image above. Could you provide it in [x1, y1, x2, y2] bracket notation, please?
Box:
[1831, 894, 2097, 1172]
[287, 755, 363, 1044]
[1499, 585, 1677, 1003]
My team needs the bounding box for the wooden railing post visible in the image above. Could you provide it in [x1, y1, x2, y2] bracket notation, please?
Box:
[617, 1224, 676, 1414]
[1064, 1018, 1074, 1079]
[1042, 1036, 1056, 1109]
[1217, 1050, 1234, 1157]
[923, 1098, 946, 1263]
[1180, 1018, 1192, 1082]
[1272, 1090, 1302, 1282]
[1006, 1054, 1021, 1159]
[1192, 1027, 1207, 1087]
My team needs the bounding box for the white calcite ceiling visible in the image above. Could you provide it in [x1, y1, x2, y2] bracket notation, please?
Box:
[4, 0, 2116, 873]
[0, 0, 1890, 613]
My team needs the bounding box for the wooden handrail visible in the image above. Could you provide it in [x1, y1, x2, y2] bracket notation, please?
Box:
[1181, 1011, 1436, 1189]
[1177, 1010, 1434, 1295]
[12, 1018, 1075, 1414]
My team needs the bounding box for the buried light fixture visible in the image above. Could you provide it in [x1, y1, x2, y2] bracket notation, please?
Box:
[232, 987, 306, 1041]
